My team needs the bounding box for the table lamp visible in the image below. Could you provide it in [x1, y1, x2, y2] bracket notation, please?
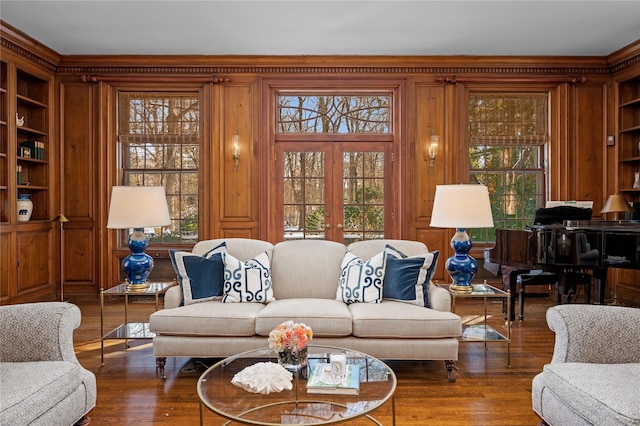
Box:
[430, 184, 494, 292]
[600, 193, 633, 220]
[107, 186, 171, 289]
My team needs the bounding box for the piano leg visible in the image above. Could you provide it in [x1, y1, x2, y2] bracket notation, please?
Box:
[509, 270, 519, 322]
[593, 268, 607, 305]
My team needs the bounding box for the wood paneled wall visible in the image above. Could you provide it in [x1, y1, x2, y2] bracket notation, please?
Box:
[2, 21, 639, 303]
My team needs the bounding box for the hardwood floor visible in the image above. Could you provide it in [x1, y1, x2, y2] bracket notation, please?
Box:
[72, 289, 562, 425]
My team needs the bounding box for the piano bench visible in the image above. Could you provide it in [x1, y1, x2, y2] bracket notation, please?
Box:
[518, 272, 559, 321]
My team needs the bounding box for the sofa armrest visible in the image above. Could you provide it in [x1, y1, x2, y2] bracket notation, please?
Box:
[163, 285, 183, 309]
[547, 304, 640, 364]
[0, 302, 81, 363]
[429, 283, 452, 312]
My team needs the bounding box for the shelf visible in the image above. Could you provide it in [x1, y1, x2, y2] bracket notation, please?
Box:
[16, 156, 47, 164]
[620, 96, 640, 108]
[16, 126, 47, 138]
[16, 93, 48, 108]
[620, 124, 640, 133]
[461, 324, 509, 342]
[104, 322, 156, 340]
[620, 156, 640, 163]
[17, 185, 48, 190]
[619, 188, 640, 193]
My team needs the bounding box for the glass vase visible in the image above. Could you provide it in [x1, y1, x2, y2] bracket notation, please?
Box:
[277, 346, 308, 373]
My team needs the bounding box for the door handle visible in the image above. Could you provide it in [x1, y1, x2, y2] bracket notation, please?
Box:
[324, 224, 331, 229]
[336, 224, 343, 229]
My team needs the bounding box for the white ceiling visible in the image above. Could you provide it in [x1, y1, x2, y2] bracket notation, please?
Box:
[1, 1, 639, 57]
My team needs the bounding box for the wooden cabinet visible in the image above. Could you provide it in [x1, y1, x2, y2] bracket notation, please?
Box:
[618, 76, 640, 199]
[0, 57, 56, 303]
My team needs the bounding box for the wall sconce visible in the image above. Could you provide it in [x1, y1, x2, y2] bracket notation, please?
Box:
[232, 130, 240, 171]
[428, 133, 439, 171]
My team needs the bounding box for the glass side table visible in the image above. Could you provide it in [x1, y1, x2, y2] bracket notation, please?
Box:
[100, 281, 175, 364]
[443, 282, 511, 367]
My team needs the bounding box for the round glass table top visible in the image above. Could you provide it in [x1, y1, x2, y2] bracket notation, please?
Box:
[197, 345, 396, 425]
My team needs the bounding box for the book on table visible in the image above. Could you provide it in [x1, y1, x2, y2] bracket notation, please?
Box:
[306, 363, 360, 395]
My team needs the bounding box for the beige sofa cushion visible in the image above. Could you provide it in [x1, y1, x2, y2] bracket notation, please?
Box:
[255, 298, 352, 337]
[150, 301, 264, 336]
[348, 300, 462, 338]
[348, 239, 428, 260]
[192, 238, 273, 262]
[271, 240, 346, 299]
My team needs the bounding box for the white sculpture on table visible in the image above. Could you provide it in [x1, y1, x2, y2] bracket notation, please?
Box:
[231, 362, 293, 394]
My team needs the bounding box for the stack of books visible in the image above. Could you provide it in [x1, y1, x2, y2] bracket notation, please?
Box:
[306, 362, 360, 395]
[20, 141, 45, 160]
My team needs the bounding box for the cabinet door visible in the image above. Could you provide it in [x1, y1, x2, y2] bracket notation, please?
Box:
[16, 228, 51, 296]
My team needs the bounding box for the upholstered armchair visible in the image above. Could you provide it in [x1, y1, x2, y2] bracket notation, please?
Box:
[532, 304, 640, 425]
[0, 302, 96, 425]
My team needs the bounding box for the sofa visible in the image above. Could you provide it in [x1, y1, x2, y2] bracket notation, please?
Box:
[0, 302, 97, 426]
[150, 238, 462, 381]
[532, 304, 640, 425]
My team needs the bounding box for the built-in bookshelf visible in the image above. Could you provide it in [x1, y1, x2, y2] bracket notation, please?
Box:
[618, 75, 640, 201]
[0, 61, 7, 223]
[14, 67, 49, 221]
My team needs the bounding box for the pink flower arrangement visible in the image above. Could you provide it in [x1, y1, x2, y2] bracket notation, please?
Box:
[268, 320, 313, 353]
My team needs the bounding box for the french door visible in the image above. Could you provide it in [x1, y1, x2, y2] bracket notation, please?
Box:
[275, 142, 393, 244]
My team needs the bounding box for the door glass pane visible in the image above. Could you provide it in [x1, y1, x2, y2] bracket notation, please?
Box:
[283, 152, 326, 240]
[343, 152, 384, 244]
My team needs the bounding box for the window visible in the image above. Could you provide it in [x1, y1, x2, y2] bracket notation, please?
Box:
[468, 92, 548, 243]
[278, 95, 390, 134]
[274, 91, 394, 243]
[118, 92, 200, 243]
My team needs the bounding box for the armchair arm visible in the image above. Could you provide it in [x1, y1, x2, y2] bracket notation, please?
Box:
[547, 304, 640, 364]
[0, 302, 81, 363]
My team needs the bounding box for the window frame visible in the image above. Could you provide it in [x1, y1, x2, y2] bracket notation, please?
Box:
[115, 88, 205, 249]
[465, 88, 551, 244]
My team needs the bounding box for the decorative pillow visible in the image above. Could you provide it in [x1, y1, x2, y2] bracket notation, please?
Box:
[382, 250, 440, 308]
[222, 251, 274, 303]
[336, 245, 403, 304]
[169, 242, 227, 306]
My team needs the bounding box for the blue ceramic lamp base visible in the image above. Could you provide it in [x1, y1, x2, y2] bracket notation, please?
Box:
[122, 228, 154, 290]
[445, 228, 478, 292]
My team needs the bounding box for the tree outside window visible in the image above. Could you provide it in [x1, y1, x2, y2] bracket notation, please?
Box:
[468, 92, 548, 243]
[118, 92, 200, 244]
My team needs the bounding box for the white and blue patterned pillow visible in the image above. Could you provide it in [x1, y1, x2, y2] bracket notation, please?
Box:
[169, 242, 227, 306]
[383, 249, 440, 308]
[336, 245, 404, 304]
[222, 251, 274, 303]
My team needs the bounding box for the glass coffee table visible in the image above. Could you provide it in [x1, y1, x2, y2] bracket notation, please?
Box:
[197, 345, 396, 425]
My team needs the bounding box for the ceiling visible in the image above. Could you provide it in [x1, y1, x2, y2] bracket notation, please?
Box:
[1, 1, 639, 57]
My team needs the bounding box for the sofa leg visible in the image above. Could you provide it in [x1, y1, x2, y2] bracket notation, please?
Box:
[444, 360, 456, 382]
[74, 415, 91, 425]
[156, 357, 167, 380]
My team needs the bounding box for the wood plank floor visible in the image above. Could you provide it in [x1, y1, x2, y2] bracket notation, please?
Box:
[72, 290, 563, 425]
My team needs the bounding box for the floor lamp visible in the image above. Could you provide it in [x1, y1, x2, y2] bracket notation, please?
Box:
[53, 213, 69, 301]
[600, 194, 633, 305]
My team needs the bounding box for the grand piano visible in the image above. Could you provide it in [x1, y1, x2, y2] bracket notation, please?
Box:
[488, 220, 640, 321]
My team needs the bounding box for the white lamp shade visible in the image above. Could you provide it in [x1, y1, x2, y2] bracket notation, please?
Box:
[106, 186, 171, 229]
[430, 184, 494, 228]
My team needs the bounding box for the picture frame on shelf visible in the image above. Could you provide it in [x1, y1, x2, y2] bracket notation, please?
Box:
[20, 147, 31, 158]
